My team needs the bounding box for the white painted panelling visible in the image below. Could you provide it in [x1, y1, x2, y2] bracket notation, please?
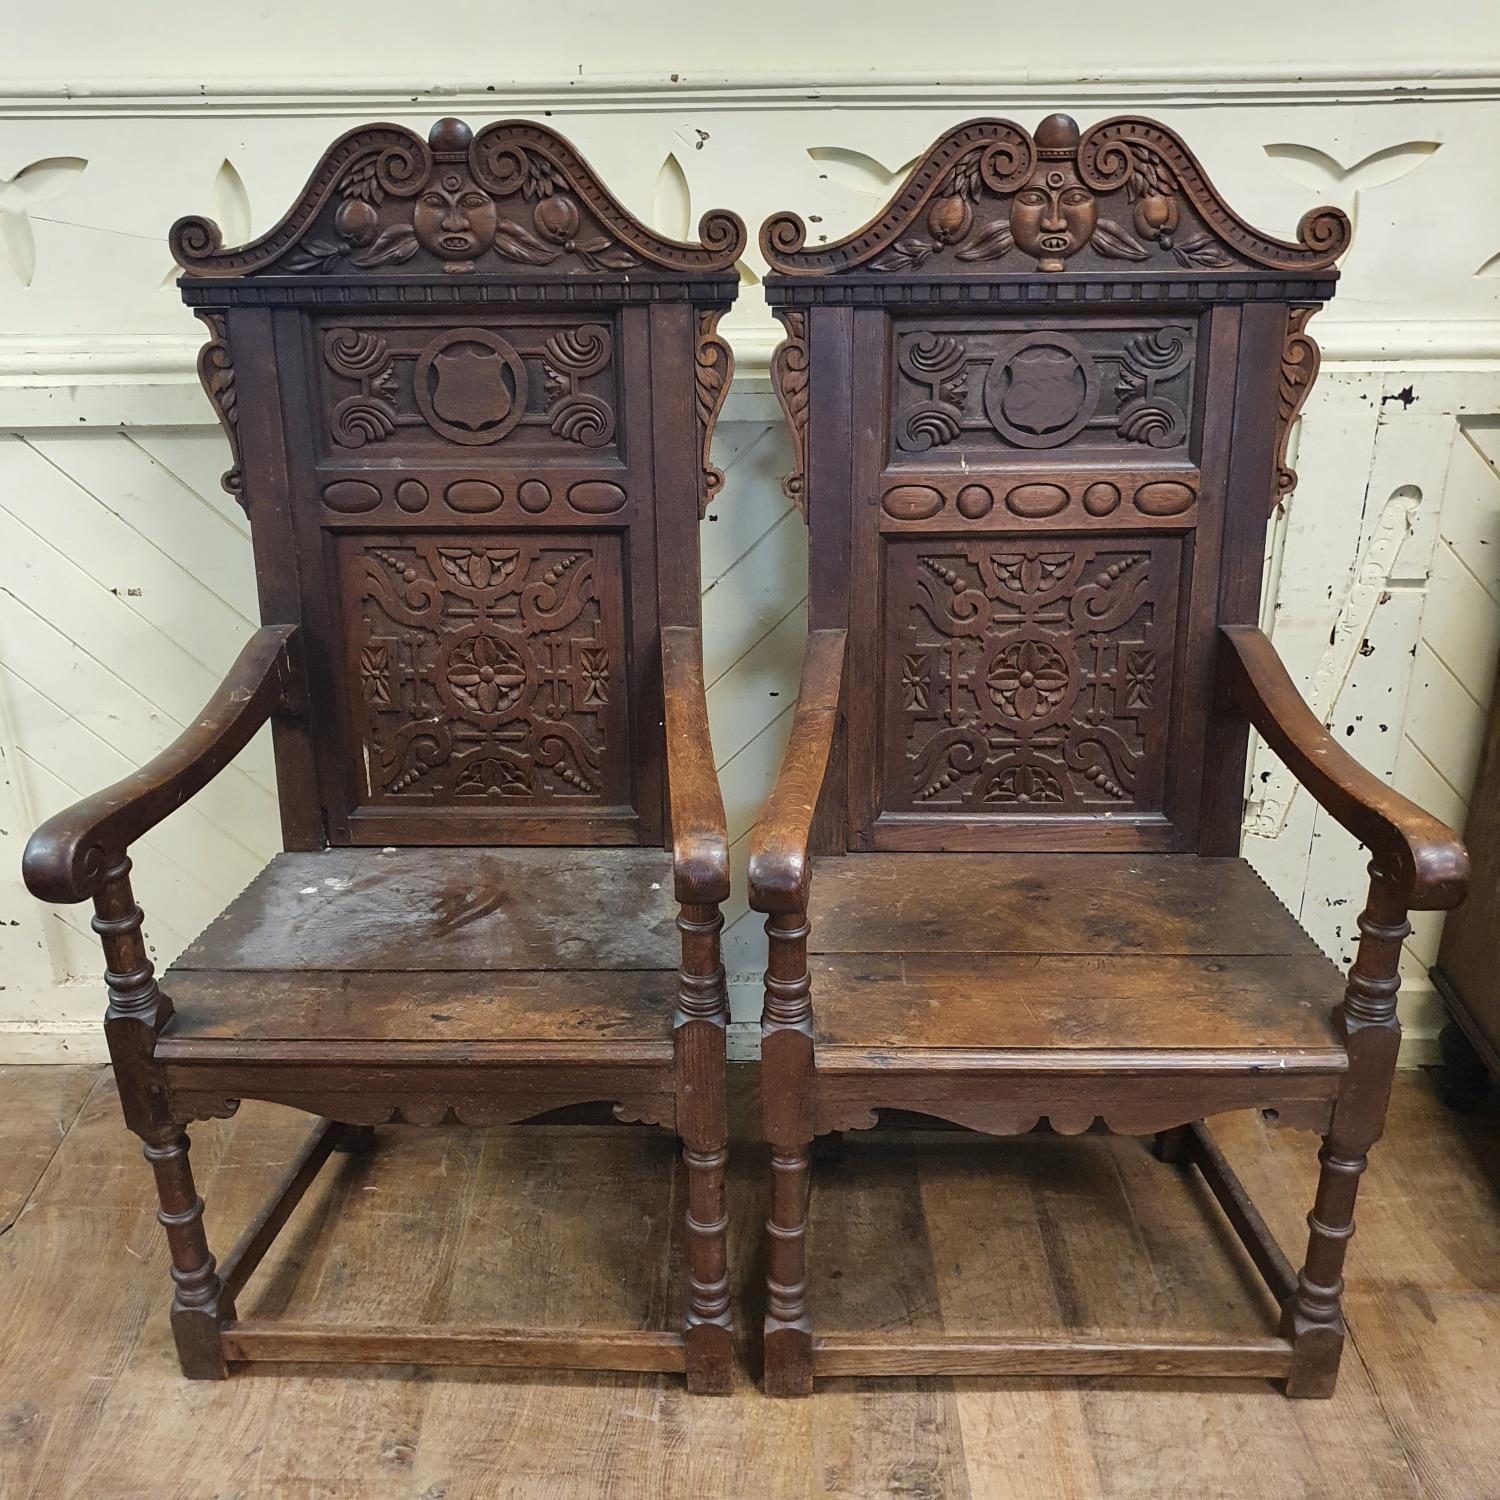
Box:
[1244, 371, 1500, 1064]
[2, 45, 1499, 1059]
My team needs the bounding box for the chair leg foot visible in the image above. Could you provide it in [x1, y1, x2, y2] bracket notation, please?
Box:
[1153, 1125, 1194, 1164]
[171, 1305, 229, 1380]
[684, 1320, 735, 1395]
[763, 1323, 813, 1397]
[142, 1127, 228, 1379]
[333, 1123, 378, 1154]
[1280, 1304, 1344, 1398]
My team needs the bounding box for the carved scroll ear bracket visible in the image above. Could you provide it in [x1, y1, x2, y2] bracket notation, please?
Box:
[193, 311, 244, 508]
[770, 309, 809, 522]
[694, 310, 734, 518]
[1272, 306, 1324, 512]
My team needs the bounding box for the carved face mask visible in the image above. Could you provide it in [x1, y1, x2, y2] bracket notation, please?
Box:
[1009, 168, 1097, 273]
[413, 173, 499, 261]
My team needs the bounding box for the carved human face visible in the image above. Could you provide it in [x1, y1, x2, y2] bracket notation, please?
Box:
[1009, 166, 1096, 272]
[413, 172, 498, 261]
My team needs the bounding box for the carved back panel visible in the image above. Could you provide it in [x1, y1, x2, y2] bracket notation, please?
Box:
[177, 118, 743, 849]
[763, 113, 1345, 855]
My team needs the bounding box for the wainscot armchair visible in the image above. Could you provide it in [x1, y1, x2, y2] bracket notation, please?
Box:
[751, 112, 1467, 1397]
[23, 117, 745, 1392]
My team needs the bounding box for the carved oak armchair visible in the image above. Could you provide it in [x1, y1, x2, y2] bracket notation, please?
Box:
[751, 113, 1467, 1397]
[23, 118, 744, 1392]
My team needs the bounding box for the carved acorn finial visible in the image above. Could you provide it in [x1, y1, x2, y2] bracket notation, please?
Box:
[1034, 113, 1081, 158]
[428, 117, 473, 158]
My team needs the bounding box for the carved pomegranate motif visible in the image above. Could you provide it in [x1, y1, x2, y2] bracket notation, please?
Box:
[535, 195, 581, 246]
[927, 195, 973, 245]
[1132, 193, 1179, 242]
[334, 197, 379, 246]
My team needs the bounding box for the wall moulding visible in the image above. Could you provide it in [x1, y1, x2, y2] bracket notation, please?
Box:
[0, 322, 1495, 429]
[1, 69, 1498, 117]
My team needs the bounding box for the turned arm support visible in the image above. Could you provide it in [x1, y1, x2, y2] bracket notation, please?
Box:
[748, 629, 847, 916]
[661, 625, 730, 907]
[1219, 625, 1468, 911]
[22, 625, 301, 905]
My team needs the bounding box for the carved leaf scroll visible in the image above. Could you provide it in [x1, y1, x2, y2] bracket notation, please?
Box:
[194, 311, 244, 506]
[695, 310, 734, 516]
[771, 309, 810, 520]
[1271, 307, 1323, 510]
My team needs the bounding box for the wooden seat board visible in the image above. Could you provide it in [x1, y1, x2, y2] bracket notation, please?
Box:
[159, 969, 677, 1047]
[811, 952, 1344, 1057]
[172, 847, 680, 974]
[807, 853, 1320, 958]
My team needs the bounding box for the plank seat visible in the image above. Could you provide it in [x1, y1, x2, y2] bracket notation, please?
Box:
[807, 853, 1346, 1076]
[155, 848, 683, 1122]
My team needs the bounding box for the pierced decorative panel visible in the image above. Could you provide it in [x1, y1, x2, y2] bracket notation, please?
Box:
[883, 536, 1180, 818]
[316, 315, 619, 460]
[889, 318, 1197, 462]
[340, 532, 631, 815]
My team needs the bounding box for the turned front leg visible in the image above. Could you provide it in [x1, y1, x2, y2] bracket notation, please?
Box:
[675, 902, 733, 1394]
[94, 859, 228, 1378]
[761, 910, 815, 1397]
[1283, 865, 1407, 1398]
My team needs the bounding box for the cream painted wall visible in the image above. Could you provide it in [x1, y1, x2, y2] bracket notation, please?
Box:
[6, 1, 1497, 83]
[2, 5, 1498, 1061]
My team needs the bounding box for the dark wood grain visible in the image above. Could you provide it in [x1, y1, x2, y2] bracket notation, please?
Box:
[812, 1332, 1296, 1379]
[172, 847, 680, 973]
[219, 1323, 687, 1372]
[662, 624, 730, 905]
[747, 629, 846, 914]
[806, 852, 1324, 957]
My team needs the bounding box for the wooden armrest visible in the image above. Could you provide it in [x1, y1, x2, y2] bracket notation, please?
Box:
[1219, 625, 1468, 910]
[748, 629, 847, 915]
[23, 625, 300, 904]
[661, 625, 729, 906]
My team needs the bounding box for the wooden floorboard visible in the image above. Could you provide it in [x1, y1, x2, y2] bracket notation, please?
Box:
[0, 1065, 97, 1234]
[0, 1067, 1496, 1499]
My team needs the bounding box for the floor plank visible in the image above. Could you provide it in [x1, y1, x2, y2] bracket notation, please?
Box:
[0, 1065, 97, 1234]
[0, 1068, 1495, 1499]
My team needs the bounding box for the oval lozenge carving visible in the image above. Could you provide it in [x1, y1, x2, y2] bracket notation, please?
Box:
[1005, 482, 1070, 518]
[1082, 481, 1121, 516]
[882, 485, 944, 521]
[395, 480, 429, 513]
[445, 480, 504, 513]
[518, 480, 552, 514]
[956, 484, 994, 519]
[1134, 480, 1196, 516]
[322, 480, 381, 513]
[567, 481, 627, 514]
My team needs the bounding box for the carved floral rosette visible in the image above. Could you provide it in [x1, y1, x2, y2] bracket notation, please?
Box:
[171, 117, 746, 280]
[762, 113, 1350, 279]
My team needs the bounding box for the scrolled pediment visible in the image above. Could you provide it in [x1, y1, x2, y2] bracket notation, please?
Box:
[172, 117, 746, 280]
[762, 112, 1349, 279]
